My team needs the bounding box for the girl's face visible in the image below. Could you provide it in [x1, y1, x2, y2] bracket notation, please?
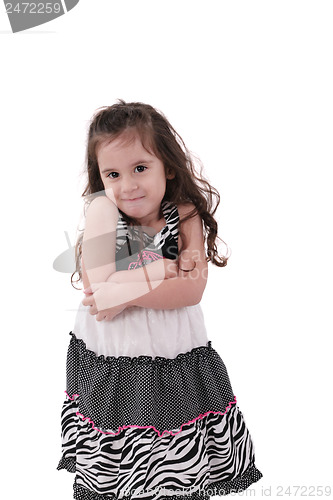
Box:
[97, 131, 174, 225]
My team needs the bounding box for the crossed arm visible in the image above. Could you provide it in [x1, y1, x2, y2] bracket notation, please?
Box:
[80, 196, 208, 319]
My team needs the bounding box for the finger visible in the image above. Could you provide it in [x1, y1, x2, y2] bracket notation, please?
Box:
[89, 305, 97, 315]
[82, 296, 93, 307]
[96, 312, 105, 321]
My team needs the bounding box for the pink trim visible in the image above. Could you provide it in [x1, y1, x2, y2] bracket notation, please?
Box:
[64, 391, 237, 438]
[65, 392, 80, 400]
[128, 251, 164, 270]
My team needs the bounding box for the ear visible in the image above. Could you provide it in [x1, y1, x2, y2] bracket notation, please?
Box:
[166, 169, 175, 180]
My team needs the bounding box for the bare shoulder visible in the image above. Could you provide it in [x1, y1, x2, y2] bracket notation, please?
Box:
[84, 196, 119, 241]
[177, 202, 203, 237]
[86, 195, 119, 216]
[177, 202, 198, 221]
[177, 202, 205, 248]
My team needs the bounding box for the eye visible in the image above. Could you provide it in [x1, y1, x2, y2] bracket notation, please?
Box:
[135, 165, 147, 173]
[107, 172, 119, 179]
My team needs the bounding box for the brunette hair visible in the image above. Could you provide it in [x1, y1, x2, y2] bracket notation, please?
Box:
[71, 100, 230, 289]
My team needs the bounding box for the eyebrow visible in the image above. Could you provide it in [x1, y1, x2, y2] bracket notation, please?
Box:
[101, 159, 154, 174]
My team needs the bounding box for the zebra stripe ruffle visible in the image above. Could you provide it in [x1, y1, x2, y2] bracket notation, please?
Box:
[57, 395, 262, 499]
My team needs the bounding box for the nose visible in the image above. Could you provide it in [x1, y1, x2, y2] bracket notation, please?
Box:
[121, 175, 139, 198]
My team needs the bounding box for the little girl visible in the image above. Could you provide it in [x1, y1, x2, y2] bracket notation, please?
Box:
[57, 101, 263, 499]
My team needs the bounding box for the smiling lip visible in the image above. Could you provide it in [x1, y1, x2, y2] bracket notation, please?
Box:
[125, 196, 144, 201]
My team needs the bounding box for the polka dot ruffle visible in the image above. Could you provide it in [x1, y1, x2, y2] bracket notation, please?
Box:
[66, 332, 236, 434]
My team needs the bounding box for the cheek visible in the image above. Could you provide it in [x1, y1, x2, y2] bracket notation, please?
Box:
[151, 172, 166, 189]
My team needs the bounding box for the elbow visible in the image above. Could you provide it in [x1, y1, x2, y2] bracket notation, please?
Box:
[191, 281, 206, 306]
[193, 289, 204, 306]
[192, 296, 201, 306]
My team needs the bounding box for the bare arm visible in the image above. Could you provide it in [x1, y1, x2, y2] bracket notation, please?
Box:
[81, 196, 118, 288]
[106, 258, 179, 283]
[120, 201, 209, 307]
[82, 203, 208, 312]
[121, 273, 206, 309]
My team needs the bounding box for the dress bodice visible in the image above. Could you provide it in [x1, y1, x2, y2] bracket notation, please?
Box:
[115, 200, 180, 271]
[73, 199, 209, 359]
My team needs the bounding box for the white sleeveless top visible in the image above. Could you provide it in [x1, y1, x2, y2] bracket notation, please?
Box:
[73, 200, 209, 359]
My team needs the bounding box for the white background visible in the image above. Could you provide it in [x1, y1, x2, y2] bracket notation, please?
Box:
[0, 0, 332, 498]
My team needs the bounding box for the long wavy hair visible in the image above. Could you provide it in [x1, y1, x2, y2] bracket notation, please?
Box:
[71, 100, 230, 289]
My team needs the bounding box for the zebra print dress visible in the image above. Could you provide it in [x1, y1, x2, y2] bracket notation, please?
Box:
[57, 199, 263, 499]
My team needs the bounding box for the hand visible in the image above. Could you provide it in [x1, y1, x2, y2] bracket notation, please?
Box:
[82, 282, 128, 321]
[165, 259, 179, 279]
[97, 303, 127, 321]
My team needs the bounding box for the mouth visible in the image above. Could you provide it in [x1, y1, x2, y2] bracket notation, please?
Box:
[124, 196, 145, 202]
